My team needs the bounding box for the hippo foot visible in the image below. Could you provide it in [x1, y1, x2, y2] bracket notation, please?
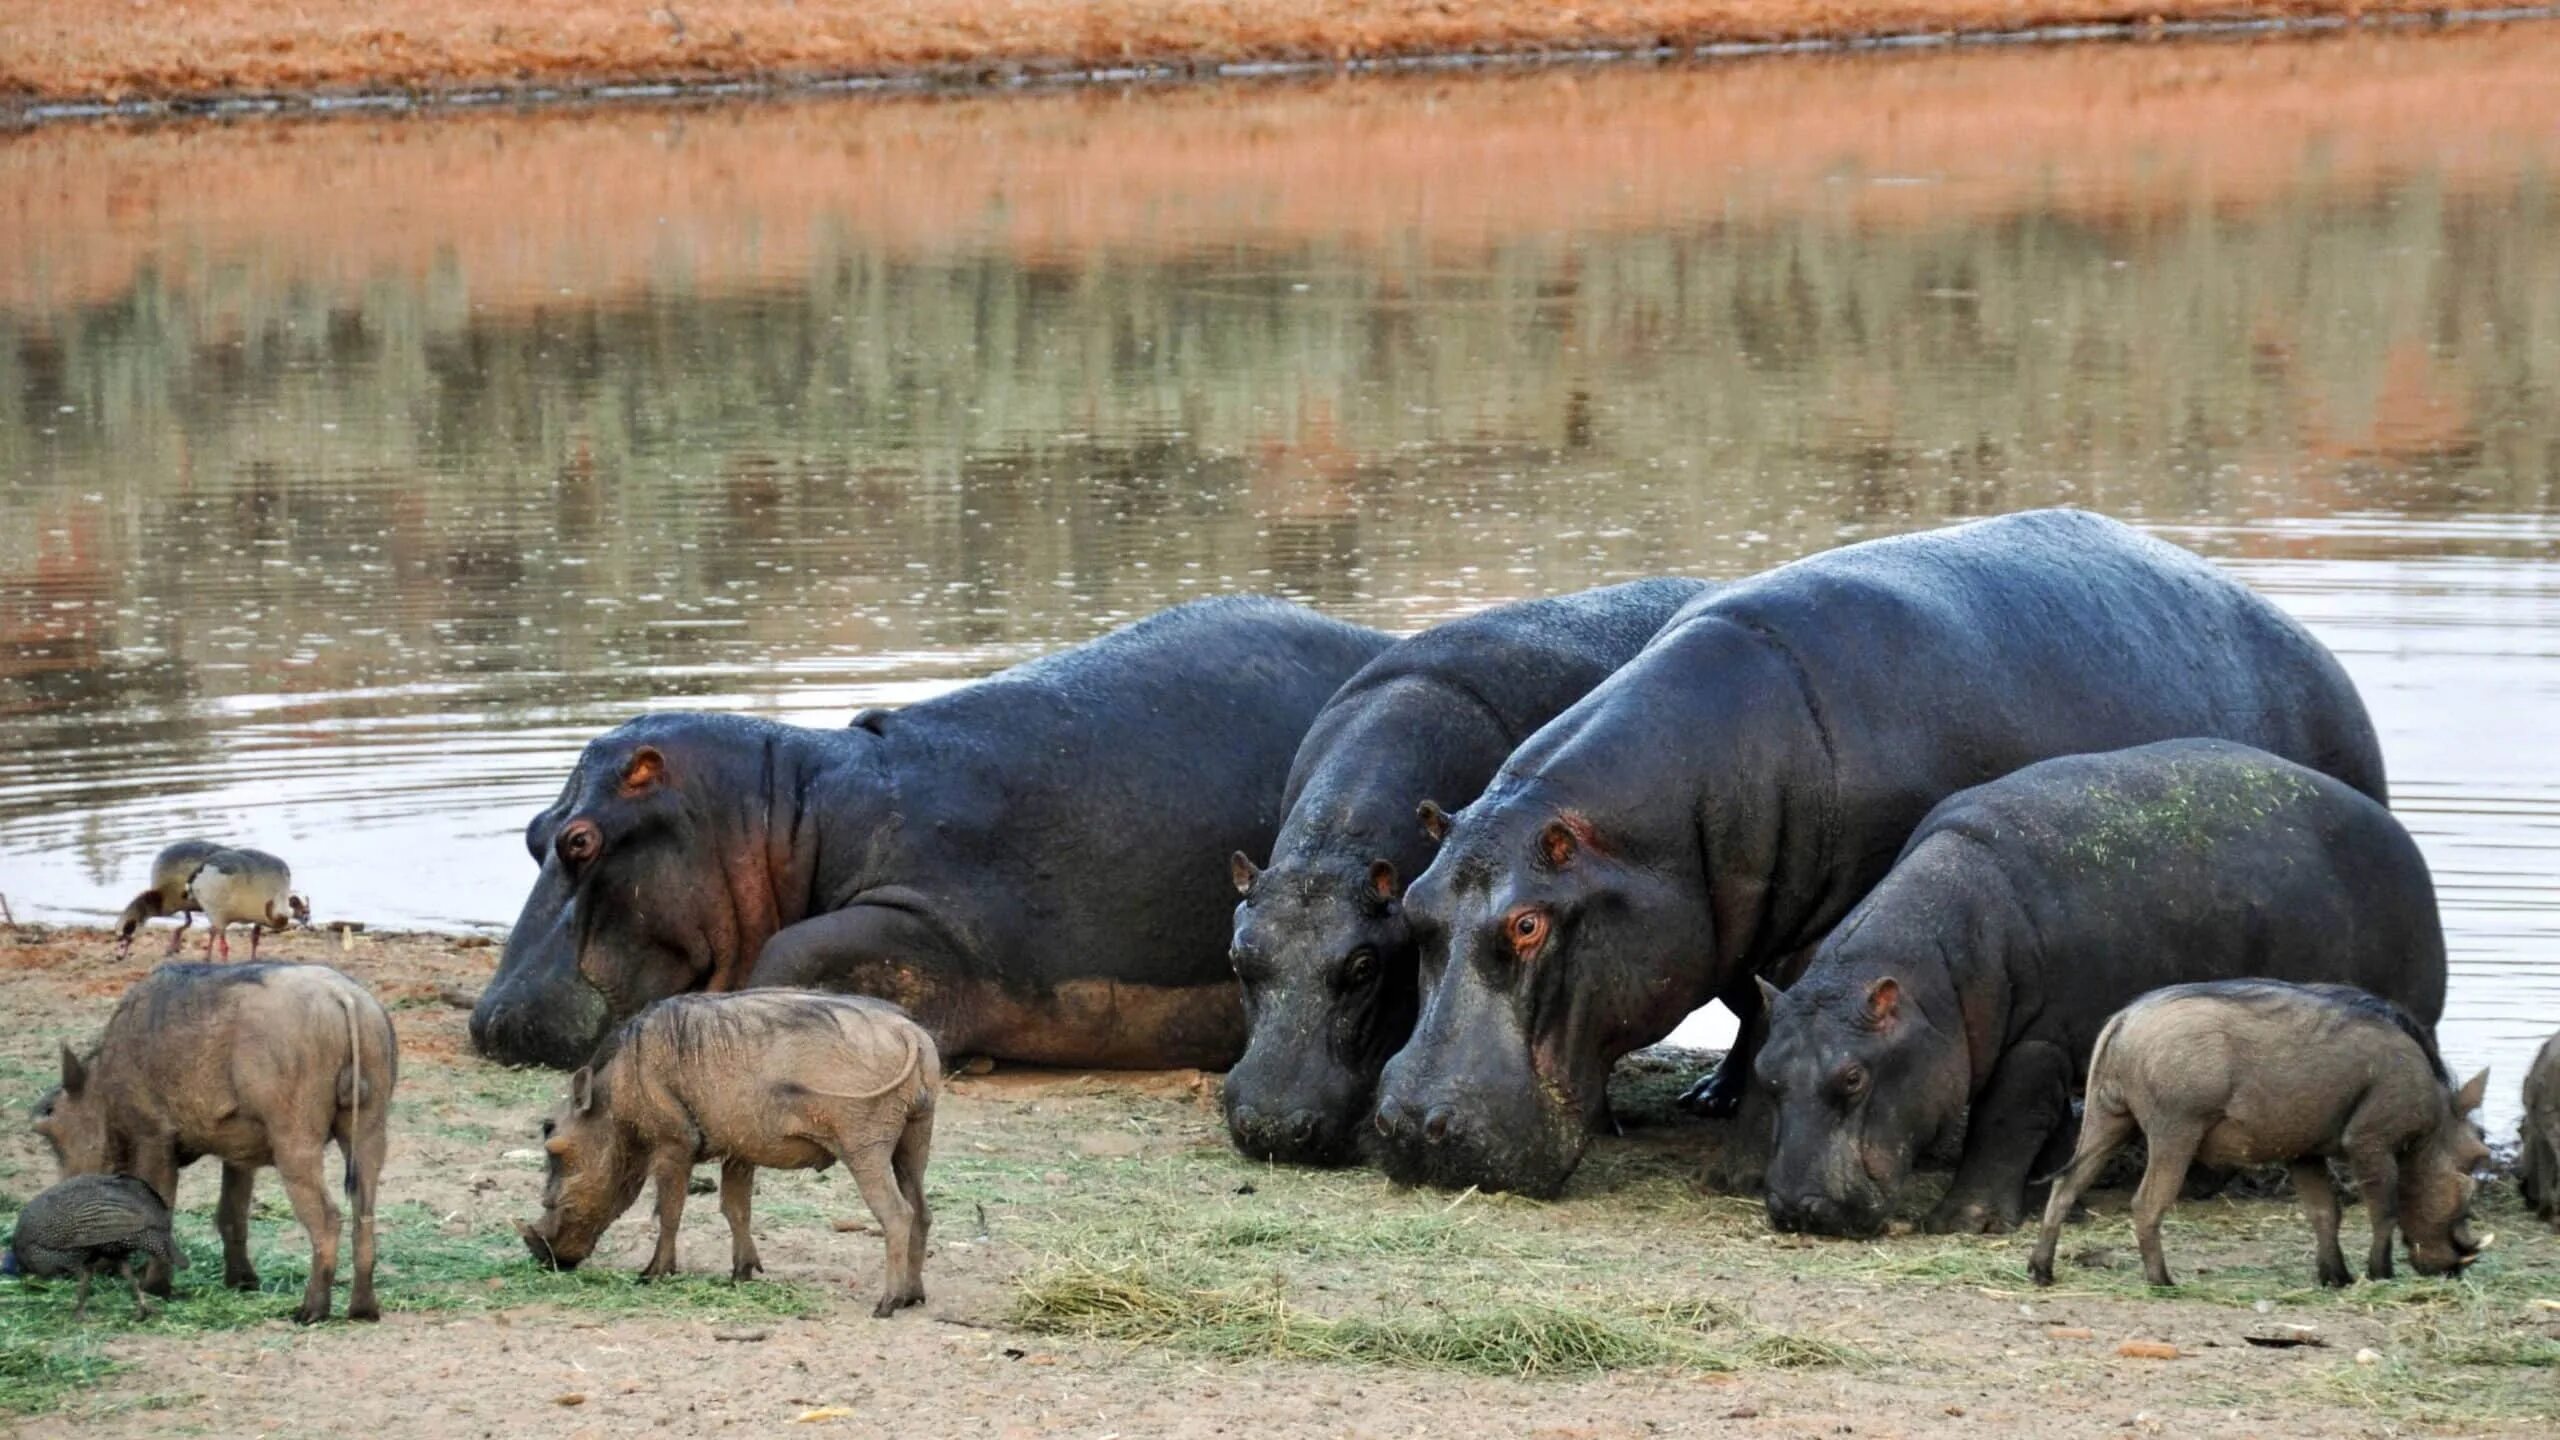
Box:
[1675, 1068, 1746, 1118]
[870, 1288, 924, 1319]
[1923, 1198, 2020, 1236]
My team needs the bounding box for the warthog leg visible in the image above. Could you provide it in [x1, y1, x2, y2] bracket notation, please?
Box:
[892, 1107, 935, 1305]
[274, 1139, 342, 1324]
[2028, 1099, 2138, 1287]
[638, 1147, 691, 1280]
[217, 1162, 261, 1292]
[346, 1122, 387, 1321]
[720, 1159, 762, 1282]
[843, 1140, 923, 1318]
[2128, 1116, 2206, 1288]
[2291, 1160, 2352, 1287]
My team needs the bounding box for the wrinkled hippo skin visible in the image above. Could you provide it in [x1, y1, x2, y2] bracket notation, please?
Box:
[1225, 578, 1711, 1166]
[1372, 509, 2386, 1197]
[472, 597, 1390, 1069]
[1758, 739, 2444, 1238]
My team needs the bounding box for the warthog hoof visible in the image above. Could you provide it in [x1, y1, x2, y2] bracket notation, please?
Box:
[730, 1259, 764, 1283]
[292, 1300, 331, 1325]
[224, 1267, 261, 1292]
[870, 1288, 924, 1319]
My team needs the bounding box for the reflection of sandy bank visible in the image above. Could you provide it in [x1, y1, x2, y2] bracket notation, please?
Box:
[7, 24, 2558, 315]
[0, 1, 2525, 105]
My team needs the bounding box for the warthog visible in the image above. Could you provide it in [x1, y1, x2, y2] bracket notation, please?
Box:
[520, 991, 941, 1318]
[2523, 1030, 2560, 1227]
[2030, 981, 2488, 1289]
[34, 963, 398, 1323]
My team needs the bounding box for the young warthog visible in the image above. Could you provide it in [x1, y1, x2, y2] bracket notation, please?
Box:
[520, 991, 940, 1317]
[33, 963, 398, 1323]
[2524, 1030, 2560, 1226]
[2030, 981, 2488, 1289]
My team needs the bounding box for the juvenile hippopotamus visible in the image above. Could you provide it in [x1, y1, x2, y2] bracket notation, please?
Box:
[1225, 579, 1709, 1165]
[2029, 981, 2488, 1289]
[1371, 510, 2386, 1197]
[1756, 740, 2445, 1238]
[472, 597, 1390, 1070]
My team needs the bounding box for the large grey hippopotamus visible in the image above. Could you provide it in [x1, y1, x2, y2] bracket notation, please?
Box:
[1757, 739, 2444, 1238]
[471, 597, 1391, 1069]
[1224, 578, 1711, 1166]
[1371, 509, 2387, 1197]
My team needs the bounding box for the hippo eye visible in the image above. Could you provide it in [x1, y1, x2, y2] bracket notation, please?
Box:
[1505, 907, 1550, 956]
[1338, 949, 1378, 989]
[1835, 1065, 1869, 1101]
[556, 820, 603, 868]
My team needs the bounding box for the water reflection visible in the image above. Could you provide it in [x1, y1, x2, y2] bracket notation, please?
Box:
[3, 28, 2556, 1122]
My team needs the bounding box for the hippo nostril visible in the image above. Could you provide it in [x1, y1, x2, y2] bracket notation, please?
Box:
[1284, 1110, 1321, 1147]
[1423, 1105, 1455, 1143]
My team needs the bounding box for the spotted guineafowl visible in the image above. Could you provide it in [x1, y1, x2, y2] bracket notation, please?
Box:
[114, 839, 224, 958]
[186, 848, 308, 961]
[4, 1173, 178, 1320]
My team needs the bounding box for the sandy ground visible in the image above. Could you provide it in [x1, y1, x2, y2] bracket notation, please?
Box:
[0, 1, 2540, 109]
[0, 924, 2553, 1438]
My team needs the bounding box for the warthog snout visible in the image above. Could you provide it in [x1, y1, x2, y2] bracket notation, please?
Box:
[517, 1220, 581, 1271]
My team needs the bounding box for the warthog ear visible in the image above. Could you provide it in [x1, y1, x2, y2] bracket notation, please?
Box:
[1230, 852, 1261, 897]
[1417, 799, 1451, 844]
[2454, 1068, 2489, 1116]
[1863, 977, 1904, 1031]
[58, 1043, 86, 1096]
[1366, 858, 1400, 902]
[618, 745, 667, 796]
[569, 1066, 597, 1115]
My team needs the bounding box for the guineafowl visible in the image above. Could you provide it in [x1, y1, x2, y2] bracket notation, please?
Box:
[114, 839, 224, 957]
[187, 848, 307, 961]
[4, 1173, 178, 1320]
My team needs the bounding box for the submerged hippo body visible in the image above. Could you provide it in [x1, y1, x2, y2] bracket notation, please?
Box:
[1373, 509, 2387, 1197]
[1225, 578, 1712, 1165]
[472, 597, 1391, 1069]
[1758, 740, 2445, 1238]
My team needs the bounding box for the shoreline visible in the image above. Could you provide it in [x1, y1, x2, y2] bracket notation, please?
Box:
[5, 3, 2557, 127]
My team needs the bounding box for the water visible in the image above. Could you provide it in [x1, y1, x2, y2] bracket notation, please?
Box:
[4, 28, 2556, 1126]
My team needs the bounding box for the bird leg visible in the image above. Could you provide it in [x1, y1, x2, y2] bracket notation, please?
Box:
[72, 1272, 92, 1322]
[123, 1259, 152, 1321]
[248, 925, 261, 961]
[164, 913, 192, 956]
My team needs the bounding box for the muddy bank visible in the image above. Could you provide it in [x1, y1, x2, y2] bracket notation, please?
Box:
[1, 1, 2553, 117]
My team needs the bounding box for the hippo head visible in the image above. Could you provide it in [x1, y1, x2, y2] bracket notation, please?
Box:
[473, 714, 807, 1068]
[2403, 1068, 2493, 1277]
[518, 1062, 646, 1270]
[1755, 966, 1970, 1237]
[1373, 790, 1708, 1197]
[1223, 851, 1420, 1166]
[31, 1046, 107, 1177]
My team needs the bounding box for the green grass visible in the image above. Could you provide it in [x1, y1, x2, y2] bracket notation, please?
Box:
[0, 1197, 827, 1416]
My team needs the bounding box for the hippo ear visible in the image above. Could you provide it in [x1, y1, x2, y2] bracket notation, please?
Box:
[1230, 852, 1261, 897]
[1539, 820, 1578, 869]
[618, 746, 667, 796]
[1863, 977, 1903, 1032]
[1367, 859, 1400, 902]
[2454, 1068, 2488, 1116]
[1417, 800, 1451, 844]
[1753, 976, 1784, 1015]
[569, 1066, 597, 1115]
[58, 1043, 86, 1097]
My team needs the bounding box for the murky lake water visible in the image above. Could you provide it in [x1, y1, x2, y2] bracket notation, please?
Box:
[4, 29, 2556, 1126]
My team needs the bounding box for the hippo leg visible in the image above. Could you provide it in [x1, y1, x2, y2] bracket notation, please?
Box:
[2128, 1116, 2206, 1288]
[749, 905, 978, 1051]
[2029, 1101, 2137, 1287]
[1927, 1040, 2074, 1235]
[274, 1140, 342, 1323]
[638, 1147, 693, 1281]
[719, 1159, 763, 1282]
[891, 1108, 934, 1306]
[1698, 1082, 1776, 1196]
[2291, 1160, 2353, 1288]
[841, 1139, 924, 1318]
[1677, 973, 1768, 1117]
[216, 1162, 262, 1291]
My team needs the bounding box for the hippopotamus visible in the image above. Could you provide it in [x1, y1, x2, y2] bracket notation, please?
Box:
[1371, 509, 2386, 1197]
[471, 597, 1390, 1069]
[1757, 739, 2445, 1238]
[1224, 579, 1711, 1165]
